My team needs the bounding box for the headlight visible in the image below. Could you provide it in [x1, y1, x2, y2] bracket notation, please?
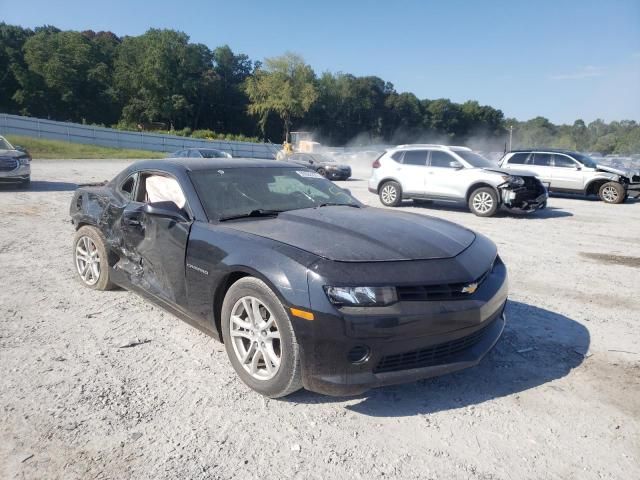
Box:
[324, 286, 397, 306]
[502, 175, 524, 186]
[18, 155, 30, 166]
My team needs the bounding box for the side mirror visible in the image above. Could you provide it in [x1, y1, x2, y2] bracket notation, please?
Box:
[575, 165, 581, 170]
[143, 201, 189, 223]
[449, 161, 463, 169]
[308, 159, 314, 164]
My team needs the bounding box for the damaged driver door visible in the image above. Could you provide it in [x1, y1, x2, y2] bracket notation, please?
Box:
[119, 172, 192, 308]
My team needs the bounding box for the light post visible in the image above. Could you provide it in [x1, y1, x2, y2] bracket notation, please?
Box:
[508, 125, 513, 151]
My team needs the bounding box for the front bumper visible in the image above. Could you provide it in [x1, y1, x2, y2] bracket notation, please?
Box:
[627, 182, 640, 197]
[501, 185, 548, 212]
[325, 168, 352, 180]
[301, 310, 506, 396]
[0, 163, 31, 183]
[295, 247, 508, 396]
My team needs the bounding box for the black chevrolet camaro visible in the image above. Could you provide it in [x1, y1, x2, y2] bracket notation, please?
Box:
[70, 158, 507, 397]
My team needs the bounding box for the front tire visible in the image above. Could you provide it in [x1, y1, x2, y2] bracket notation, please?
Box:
[221, 277, 302, 398]
[317, 167, 327, 177]
[599, 182, 625, 204]
[72, 226, 115, 290]
[379, 181, 402, 207]
[468, 187, 499, 217]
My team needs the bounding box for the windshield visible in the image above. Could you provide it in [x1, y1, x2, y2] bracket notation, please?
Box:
[190, 167, 359, 221]
[0, 137, 13, 150]
[200, 149, 228, 158]
[572, 152, 598, 168]
[456, 151, 496, 168]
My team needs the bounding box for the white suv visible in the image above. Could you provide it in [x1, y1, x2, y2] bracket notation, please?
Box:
[500, 149, 640, 203]
[368, 144, 547, 217]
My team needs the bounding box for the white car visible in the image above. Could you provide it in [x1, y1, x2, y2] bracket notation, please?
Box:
[368, 144, 547, 217]
[500, 149, 640, 203]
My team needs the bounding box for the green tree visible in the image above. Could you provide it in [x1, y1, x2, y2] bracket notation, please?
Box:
[0, 23, 33, 114]
[114, 29, 213, 129]
[245, 53, 318, 141]
[15, 29, 118, 123]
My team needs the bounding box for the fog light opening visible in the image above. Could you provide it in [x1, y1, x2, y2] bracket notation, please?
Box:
[347, 345, 371, 364]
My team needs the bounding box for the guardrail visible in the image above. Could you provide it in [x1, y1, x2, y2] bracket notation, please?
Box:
[0, 113, 279, 159]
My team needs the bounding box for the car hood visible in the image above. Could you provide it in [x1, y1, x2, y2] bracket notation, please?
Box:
[222, 206, 476, 262]
[0, 149, 23, 159]
[596, 164, 634, 178]
[483, 167, 537, 177]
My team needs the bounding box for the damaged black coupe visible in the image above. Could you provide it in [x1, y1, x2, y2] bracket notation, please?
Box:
[70, 158, 507, 397]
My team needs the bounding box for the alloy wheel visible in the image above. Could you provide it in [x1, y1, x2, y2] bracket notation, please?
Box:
[229, 296, 281, 381]
[381, 184, 397, 204]
[472, 192, 493, 213]
[602, 185, 618, 203]
[75, 236, 101, 286]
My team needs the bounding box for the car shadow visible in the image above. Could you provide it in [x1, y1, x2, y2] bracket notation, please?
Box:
[406, 201, 573, 218]
[0, 180, 78, 192]
[286, 301, 590, 417]
[549, 192, 640, 204]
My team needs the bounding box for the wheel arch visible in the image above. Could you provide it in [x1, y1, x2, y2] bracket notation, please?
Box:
[212, 266, 293, 342]
[584, 178, 616, 196]
[466, 182, 500, 203]
[377, 177, 403, 193]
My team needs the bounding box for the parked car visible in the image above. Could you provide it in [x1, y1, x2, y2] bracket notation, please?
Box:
[0, 135, 31, 188]
[499, 149, 640, 203]
[168, 148, 232, 159]
[70, 158, 507, 397]
[286, 152, 351, 180]
[368, 144, 547, 216]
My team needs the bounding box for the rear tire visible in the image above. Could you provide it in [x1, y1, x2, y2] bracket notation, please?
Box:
[221, 277, 303, 398]
[599, 182, 625, 204]
[379, 181, 402, 207]
[72, 226, 115, 290]
[468, 187, 499, 217]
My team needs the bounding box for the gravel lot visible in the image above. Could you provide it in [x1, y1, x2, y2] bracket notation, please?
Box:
[1, 159, 639, 480]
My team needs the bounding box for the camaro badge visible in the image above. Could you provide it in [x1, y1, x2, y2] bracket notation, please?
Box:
[187, 263, 209, 276]
[461, 282, 478, 294]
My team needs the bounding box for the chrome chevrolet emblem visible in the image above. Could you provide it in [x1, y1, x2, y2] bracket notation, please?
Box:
[461, 282, 479, 294]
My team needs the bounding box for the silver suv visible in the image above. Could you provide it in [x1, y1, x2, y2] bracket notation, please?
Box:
[500, 149, 640, 204]
[368, 144, 547, 217]
[0, 135, 31, 188]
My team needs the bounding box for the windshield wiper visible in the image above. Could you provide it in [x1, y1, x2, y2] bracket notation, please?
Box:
[317, 202, 360, 208]
[219, 209, 283, 222]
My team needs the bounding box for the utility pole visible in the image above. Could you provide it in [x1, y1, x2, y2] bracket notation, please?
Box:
[508, 125, 514, 151]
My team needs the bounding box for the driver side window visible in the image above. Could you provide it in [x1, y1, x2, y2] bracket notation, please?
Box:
[429, 151, 458, 168]
[136, 172, 187, 209]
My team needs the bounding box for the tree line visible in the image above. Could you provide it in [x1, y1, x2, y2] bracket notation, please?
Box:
[1, 23, 638, 154]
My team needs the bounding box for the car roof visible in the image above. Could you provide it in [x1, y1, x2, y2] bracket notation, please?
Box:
[133, 157, 291, 173]
[392, 144, 472, 152]
[508, 148, 580, 155]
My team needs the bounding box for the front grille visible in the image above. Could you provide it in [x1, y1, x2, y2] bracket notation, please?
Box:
[374, 318, 496, 373]
[396, 261, 496, 302]
[0, 159, 18, 171]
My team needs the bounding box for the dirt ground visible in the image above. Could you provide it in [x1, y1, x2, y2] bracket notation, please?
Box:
[1, 159, 639, 480]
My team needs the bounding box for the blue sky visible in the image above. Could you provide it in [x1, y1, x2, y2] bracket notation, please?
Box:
[2, 0, 639, 124]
